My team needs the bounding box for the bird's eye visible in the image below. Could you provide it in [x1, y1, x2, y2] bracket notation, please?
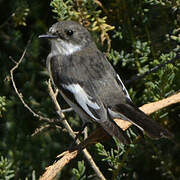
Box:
[66, 29, 73, 36]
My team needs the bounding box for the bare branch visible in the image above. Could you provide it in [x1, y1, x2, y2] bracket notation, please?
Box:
[125, 53, 180, 85]
[115, 91, 180, 130]
[140, 92, 180, 115]
[61, 107, 73, 113]
[31, 124, 51, 136]
[40, 150, 78, 180]
[40, 91, 180, 180]
[47, 80, 106, 180]
[10, 38, 179, 180]
[10, 39, 52, 123]
[31, 124, 63, 137]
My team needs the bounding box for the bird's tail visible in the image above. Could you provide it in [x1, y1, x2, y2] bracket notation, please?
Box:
[100, 120, 130, 144]
[113, 103, 173, 139]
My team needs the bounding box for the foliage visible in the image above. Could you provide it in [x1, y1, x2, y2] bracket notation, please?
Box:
[12, 0, 30, 27]
[0, 156, 14, 180]
[72, 160, 86, 180]
[0, 0, 179, 179]
[0, 96, 6, 117]
[50, 0, 114, 50]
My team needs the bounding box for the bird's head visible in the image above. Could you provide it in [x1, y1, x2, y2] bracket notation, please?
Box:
[39, 21, 94, 55]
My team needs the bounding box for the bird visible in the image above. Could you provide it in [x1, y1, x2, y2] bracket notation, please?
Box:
[39, 20, 172, 144]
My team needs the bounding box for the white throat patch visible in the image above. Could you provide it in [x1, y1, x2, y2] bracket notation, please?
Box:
[51, 39, 82, 56]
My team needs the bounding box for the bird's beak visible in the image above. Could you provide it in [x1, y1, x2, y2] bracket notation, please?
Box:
[38, 34, 58, 39]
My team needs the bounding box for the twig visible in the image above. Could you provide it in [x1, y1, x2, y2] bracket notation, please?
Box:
[115, 91, 180, 130]
[40, 91, 180, 180]
[32, 124, 63, 137]
[31, 124, 51, 136]
[10, 39, 52, 123]
[9, 39, 64, 137]
[10, 39, 179, 180]
[139, 91, 180, 115]
[40, 150, 78, 180]
[0, 12, 13, 29]
[125, 53, 180, 85]
[47, 80, 106, 180]
[61, 107, 73, 113]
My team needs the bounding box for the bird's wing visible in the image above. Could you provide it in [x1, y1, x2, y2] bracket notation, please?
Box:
[89, 52, 173, 139]
[59, 82, 103, 121]
[49, 54, 131, 144]
[58, 80, 130, 144]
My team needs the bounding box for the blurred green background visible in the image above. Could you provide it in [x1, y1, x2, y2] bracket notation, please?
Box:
[0, 0, 179, 179]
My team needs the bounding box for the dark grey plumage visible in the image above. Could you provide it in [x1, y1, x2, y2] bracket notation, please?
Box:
[39, 20, 173, 144]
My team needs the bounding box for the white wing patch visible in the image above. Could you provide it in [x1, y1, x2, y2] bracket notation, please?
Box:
[116, 74, 131, 100]
[62, 84, 100, 120]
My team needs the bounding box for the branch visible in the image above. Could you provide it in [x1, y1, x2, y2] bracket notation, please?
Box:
[46, 80, 106, 180]
[116, 91, 180, 130]
[31, 124, 64, 137]
[139, 92, 180, 115]
[10, 39, 52, 123]
[41, 91, 180, 180]
[10, 39, 179, 180]
[9, 39, 64, 137]
[9, 40, 105, 180]
[125, 53, 180, 85]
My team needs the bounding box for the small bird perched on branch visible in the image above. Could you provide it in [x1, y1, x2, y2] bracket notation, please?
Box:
[39, 21, 172, 144]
